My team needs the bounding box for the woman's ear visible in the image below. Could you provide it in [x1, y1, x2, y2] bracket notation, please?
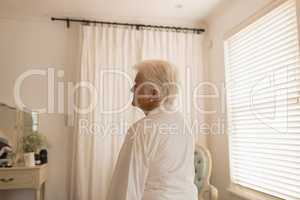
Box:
[151, 88, 161, 101]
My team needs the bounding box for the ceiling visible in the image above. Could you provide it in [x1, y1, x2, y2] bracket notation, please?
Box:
[0, 0, 224, 26]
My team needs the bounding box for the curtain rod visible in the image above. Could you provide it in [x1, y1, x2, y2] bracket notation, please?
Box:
[51, 17, 205, 34]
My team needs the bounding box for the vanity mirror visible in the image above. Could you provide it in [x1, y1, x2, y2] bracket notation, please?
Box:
[0, 103, 39, 167]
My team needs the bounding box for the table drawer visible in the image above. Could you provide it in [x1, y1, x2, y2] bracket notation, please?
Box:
[0, 170, 36, 189]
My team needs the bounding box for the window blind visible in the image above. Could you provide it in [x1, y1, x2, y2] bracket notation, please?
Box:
[224, 0, 300, 199]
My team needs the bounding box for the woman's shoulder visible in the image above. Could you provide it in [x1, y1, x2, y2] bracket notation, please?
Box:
[127, 108, 186, 135]
[129, 115, 158, 132]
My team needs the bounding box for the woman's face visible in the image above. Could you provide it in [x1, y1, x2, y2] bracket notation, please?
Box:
[131, 72, 161, 113]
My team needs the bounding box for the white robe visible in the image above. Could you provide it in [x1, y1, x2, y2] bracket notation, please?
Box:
[107, 106, 198, 200]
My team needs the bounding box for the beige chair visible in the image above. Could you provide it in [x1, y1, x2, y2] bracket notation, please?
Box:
[194, 144, 218, 200]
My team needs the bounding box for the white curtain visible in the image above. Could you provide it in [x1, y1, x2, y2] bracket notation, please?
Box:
[70, 25, 205, 200]
[140, 29, 205, 131]
[69, 25, 142, 200]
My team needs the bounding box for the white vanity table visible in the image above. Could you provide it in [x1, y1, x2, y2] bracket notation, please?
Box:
[0, 103, 47, 200]
[0, 164, 47, 200]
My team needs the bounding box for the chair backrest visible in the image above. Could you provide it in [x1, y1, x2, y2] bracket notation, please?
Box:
[194, 145, 212, 193]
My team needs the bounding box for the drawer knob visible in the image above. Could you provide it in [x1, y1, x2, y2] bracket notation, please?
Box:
[0, 178, 14, 183]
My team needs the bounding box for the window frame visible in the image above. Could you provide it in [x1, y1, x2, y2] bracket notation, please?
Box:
[223, 0, 300, 199]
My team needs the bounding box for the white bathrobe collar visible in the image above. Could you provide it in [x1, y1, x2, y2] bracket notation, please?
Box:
[147, 103, 176, 117]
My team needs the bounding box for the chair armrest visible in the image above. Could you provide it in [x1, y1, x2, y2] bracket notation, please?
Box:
[210, 185, 218, 200]
[199, 184, 218, 200]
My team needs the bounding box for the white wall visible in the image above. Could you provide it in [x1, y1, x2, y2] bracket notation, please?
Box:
[0, 16, 209, 200]
[0, 17, 78, 200]
[204, 0, 300, 199]
[0, 1, 289, 199]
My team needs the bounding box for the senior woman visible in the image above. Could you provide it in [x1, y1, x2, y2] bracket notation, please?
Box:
[107, 60, 197, 200]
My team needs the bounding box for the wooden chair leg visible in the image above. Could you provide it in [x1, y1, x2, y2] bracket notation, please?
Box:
[35, 188, 41, 200]
[210, 185, 218, 200]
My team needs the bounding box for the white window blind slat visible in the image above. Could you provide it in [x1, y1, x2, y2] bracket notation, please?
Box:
[231, 133, 300, 139]
[229, 48, 299, 75]
[229, 26, 298, 60]
[230, 63, 300, 83]
[232, 155, 300, 168]
[232, 143, 300, 151]
[238, 181, 299, 200]
[230, 18, 297, 53]
[230, 1, 295, 42]
[230, 115, 300, 122]
[229, 130, 300, 135]
[225, 0, 300, 199]
[230, 101, 299, 111]
[232, 137, 300, 144]
[233, 166, 300, 188]
[230, 90, 300, 105]
[237, 181, 299, 200]
[229, 53, 299, 78]
[229, 59, 300, 80]
[235, 174, 300, 197]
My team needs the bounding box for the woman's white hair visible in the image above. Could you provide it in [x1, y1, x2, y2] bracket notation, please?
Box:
[134, 60, 178, 103]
